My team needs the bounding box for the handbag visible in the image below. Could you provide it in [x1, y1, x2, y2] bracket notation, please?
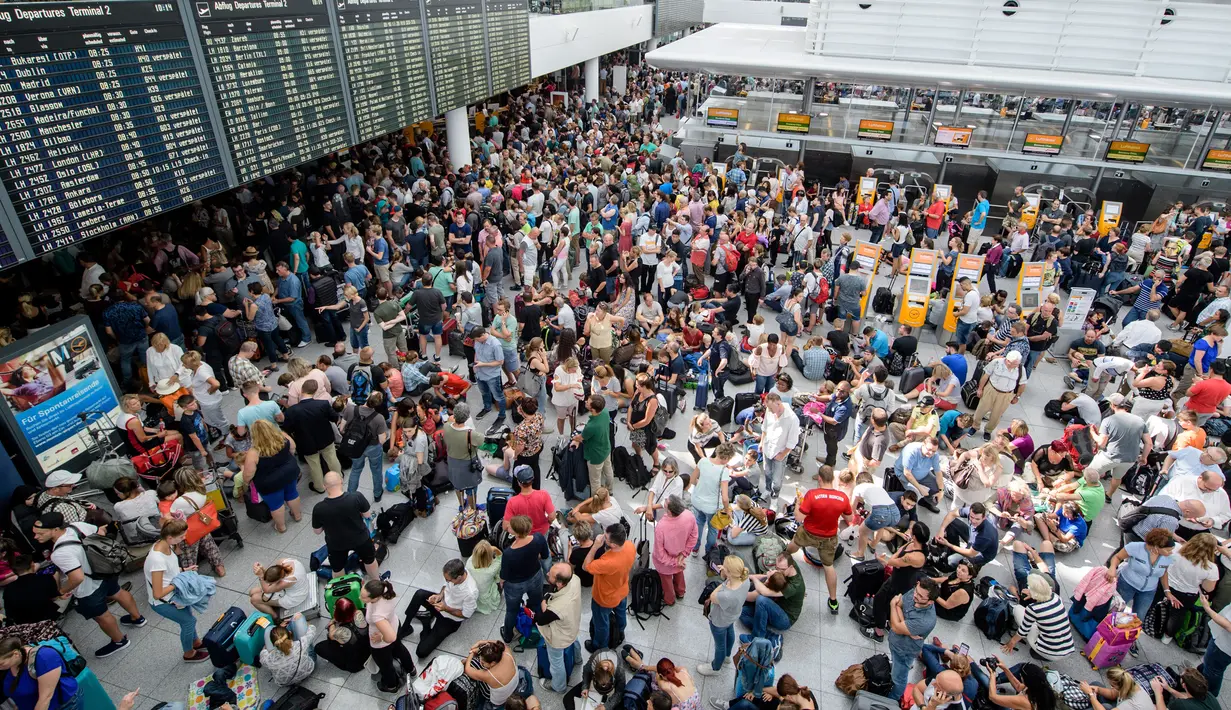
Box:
[183, 495, 221, 545]
[466, 431, 482, 476]
[946, 456, 978, 490]
[451, 506, 486, 539]
[710, 509, 732, 530]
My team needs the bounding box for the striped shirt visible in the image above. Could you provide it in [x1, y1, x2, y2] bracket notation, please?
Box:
[1132, 279, 1169, 313]
[732, 509, 769, 537]
[1016, 594, 1074, 659]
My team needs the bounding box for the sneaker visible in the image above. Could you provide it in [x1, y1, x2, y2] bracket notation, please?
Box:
[860, 626, 884, 642]
[918, 496, 940, 514]
[982, 431, 991, 441]
[539, 679, 556, 692]
[296, 340, 311, 348]
[828, 599, 840, 615]
[1162, 635, 1173, 645]
[1129, 642, 1140, 658]
[183, 650, 210, 663]
[95, 638, 130, 658]
[1063, 375, 1075, 390]
[711, 700, 730, 710]
[501, 626, 514, 644]
[119, 615, 147, 627]
[722, 656, 732, 667]
[1105, 493, 1113, 504]
[476, 408, 493, 419]
[695, 664, 721, 677]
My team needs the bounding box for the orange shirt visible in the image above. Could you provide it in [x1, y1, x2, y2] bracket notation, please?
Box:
[584, 541, 636, 608]
[1173, 427, 1207, 451]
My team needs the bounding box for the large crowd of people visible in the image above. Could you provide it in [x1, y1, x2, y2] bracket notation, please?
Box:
[0, 52, 1229, 710]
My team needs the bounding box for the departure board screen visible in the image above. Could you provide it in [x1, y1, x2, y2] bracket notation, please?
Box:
[425, 0, 488, 113]
[0, 1, 229, 258]
[0, 224, 18, 268]
[193, 0, 352, 183]
[336, 0, 432, 143]
[484, 0, 528, 95]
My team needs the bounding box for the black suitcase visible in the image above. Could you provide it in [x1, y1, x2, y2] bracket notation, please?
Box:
[245, 496, 272, 523]
[872, 287, 895, 315]
[204, 605, 246, 668]
[843, 560, 886, 606]
[961, 362, 984, 410]
[898, 367, 926, 395]
[448, 330, 465, 358]
[734, 392, 759, 418]
[660, 383, 684, 415]
[708, 397, 735, 428]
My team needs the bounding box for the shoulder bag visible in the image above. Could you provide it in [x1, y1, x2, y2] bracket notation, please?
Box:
[183, 495, 221, 545]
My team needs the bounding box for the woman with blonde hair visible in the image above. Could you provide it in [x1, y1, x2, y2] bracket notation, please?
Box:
[177, 270, 204, 303]
[317, 284, 369, 349]
[1155, 532, 1220, 642]
[908, 361, 959, 410]
[146, 332, 186, 406]
[1080, 667, 1153, 710]
[726, 494, 769, 546]
[567, 486, 624, 528]
[261, 612, 316, 686]
[945, 444, 1002, 509]
[698, 555, 750, 676]
[241, 419, 302, 532]
[551, 356, 584, 436]
[284, 356, 331, 405]
[169, 467, 226, 575]
[465, 540, 503, 615]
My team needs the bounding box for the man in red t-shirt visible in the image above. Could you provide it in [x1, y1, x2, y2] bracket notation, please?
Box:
[430, 371, 470, 400]
[925, 199, 947, 238]
[1183, 360, 1231, 420]
[788, 465, 851, 613]
[503, 466, 555, 536]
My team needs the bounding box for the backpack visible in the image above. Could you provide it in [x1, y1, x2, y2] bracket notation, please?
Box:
[651, 394, 669, 436]
[857, 384, 891, 422]
[753, 535, 786, 574]
[376, 503, 415, 544]
[54, 524, 133, 579]
[811, 276, 830, 305]
[723, 245, 739, 272]
[215, 319, 241, 354]
[861, 654, 892, 697]
[623, 671, 653, 710]
[350, 364, 373, 405]
[412, 487, 436, 517]
[1118, 503, 1180, 533]
[974, 588, 1013, 641]
[630, 569, 665, 621]
[269, 685, 327, 710]
[339, 411, 379, 459]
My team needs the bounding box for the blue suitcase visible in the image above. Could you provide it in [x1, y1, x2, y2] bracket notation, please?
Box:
[536, 639, 577, 680]
[204, 605, 247, 668]
[694, 374, 709, 410]
[234, 611, 274, 666]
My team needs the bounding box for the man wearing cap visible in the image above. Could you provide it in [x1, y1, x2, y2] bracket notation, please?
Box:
[1094, 394, 1152, 502]
[1161, 469, 1231, 538]
[971, 352, 1027, 441]
[504, 465, 555, 537]
[35, 471, 93, 523]
[34, 511, 146, 657]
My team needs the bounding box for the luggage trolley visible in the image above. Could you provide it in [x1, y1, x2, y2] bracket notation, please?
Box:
[202, 467, 244, 549]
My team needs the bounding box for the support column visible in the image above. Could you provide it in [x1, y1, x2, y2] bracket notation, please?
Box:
[953, 90, 966, 123]
[800, 78, 815, 162]
[646, 38, 659, 51]
[903, 88, 915, 129]
[923, 85, 940, 143]
[1109, 100, 1126, 142]
[584, 57, 599, 104]
[445, 106, 472, 171]
[1196, 110, 1223, 170]
[1060, 100, 1077, 142]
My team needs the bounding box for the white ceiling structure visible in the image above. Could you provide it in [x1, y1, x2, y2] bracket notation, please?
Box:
[646, 0, 1231, 108]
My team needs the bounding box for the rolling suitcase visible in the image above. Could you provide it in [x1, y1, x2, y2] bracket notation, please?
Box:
[898, 367, 926, 395]
[486, 487, 514, 542]
[734, 392, 759, 418]
[448, 329, 465, 358]
[234, 611, 273, 666]
[73, 667, 116, 710]
[660, 383, 684, 414]
[324, 573, 365, 615]
[204, 605, 247, 668]
[536, 639, 577, 679]
[708, 397, 735, 428]
[853, 690, 897, 710]
[694, 374, 709, 410]
[871, 287, 895, 316]
[1083, 613, 1142, 669]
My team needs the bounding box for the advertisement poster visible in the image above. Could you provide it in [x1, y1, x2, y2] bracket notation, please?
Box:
[1203, 149, 1231, 171]
[857, 119, 894, 141]
[1022, 133, 1063, 155]
[705, 107, 739, 128]
[1106, 141, 1150, 163]
[934, 126, 973, 147]
[1060, 288, 1097, 331]
[0, 318, 122, 480]
[776, 112, 811, 134]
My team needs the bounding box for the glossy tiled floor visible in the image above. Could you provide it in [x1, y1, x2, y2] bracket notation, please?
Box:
[83, 231, 1224, 710]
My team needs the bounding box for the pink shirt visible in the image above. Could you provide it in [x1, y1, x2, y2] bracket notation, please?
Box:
[652, 511, 698, 575]
[287, 370, 332, 405]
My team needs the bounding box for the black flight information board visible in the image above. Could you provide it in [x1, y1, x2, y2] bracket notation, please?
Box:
[0, 224, 18, 269]
[336, 0, 433, 143]
[0, 1, 229, 258]
[484, 0, 529, 95]
[425, 0, 488, 113]
[192, 0, 352, 184]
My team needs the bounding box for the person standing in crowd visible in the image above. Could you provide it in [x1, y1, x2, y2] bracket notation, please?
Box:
[499, 515, 549, 644]
[789, 466, 851, 614]
[282, 379, 340, 494]
[312, 471, 380, 580]
[690, 442, 734, 558]
[759, 393, 799, 506]
[583, 523, 636, 652]
[651, 496, 698, 607]
[536, 562, 583, 693]
[361, 579, 417, 693]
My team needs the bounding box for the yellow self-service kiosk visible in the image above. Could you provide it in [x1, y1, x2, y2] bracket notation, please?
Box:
[1020, 194, 1041, 231]
[899, 249, 938, 327]
[858, 176, 878, 205]
[853, 241, 883, 315]
[942, 254, 987, 332]
[932, 184, 953, 210]
[1017, 262, 1046, 316]
[1098, 201, 1123, 237]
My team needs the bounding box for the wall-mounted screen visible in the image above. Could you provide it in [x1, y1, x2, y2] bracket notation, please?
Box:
[776, 112, 811, 134]
[706, 108, 738, 128]
[1105, 141, 1150, 163]
[1022, 133, 1063, 156]
[934, 126, 973, 147]
[857, 119, 894, 142]
[1203, 149, 1231, 172]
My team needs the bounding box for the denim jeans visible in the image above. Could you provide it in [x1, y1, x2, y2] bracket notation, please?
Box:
[258, 328, 288, 363]
[502, 570, 544, 638]
[477, 377, 507, 418]
[763, 456, 785, 501]
[1024, 349, 1044, 376]
[954, 319, 975, 346]
[691, 505, 718, 555]
[545, 639, 582, 692]
[590, 597, 628, 649]
[152, 602, 199, 653]
[1121, 308, 1148, 327]
[710, 621, 735, 670]
[738, 595, 791, 638]
[348, 443, 384, 495]
[1201, 635, 1231, 696]
[350, 324, 370, 349]
[286, 302, 311, 343]
[1012, 549, 1056, 591]
[117, 336, 149, 384]
[1116, 578, 1155, 621]
[754, 375, 775, 395]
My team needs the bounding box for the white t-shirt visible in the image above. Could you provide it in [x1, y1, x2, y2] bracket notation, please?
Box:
[639, 232, 661, 266]
[853, 482, 894, 508]
[552, 367, 584, 407]
[267, 559, 314, 613]
[191, 363, 222, 406]
[655, 261, 679, 289]
[115, 490, 160, 523]
[51, 524, 102, 598]
[144, 548, 182, 604]
[592, 498, 625, 529]
[1167, 555, 1219, 595]
[792, 225, 813, 253]
[959, 290, 981, 324]
[171, 491, 209, 518]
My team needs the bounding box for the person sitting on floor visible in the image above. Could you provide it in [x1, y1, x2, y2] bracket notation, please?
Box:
[398, 558, 479, 659]
[1033, 502, 1087, 554]
[314, 597, 370, 673]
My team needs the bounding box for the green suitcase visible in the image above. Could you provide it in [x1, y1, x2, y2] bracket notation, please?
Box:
[324, 572, 365, 615]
